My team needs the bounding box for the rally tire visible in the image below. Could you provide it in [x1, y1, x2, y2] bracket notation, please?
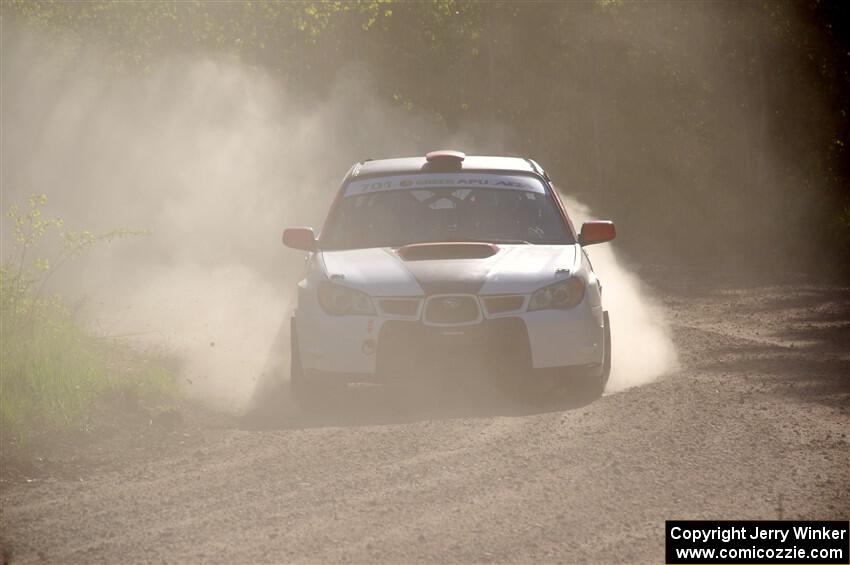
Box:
[581, 309, 611, 400]
[289, 317, 304, 395]
[289, 318, 338, 412]
[601, 310, 612, 389]
[557, 311, 610, 406]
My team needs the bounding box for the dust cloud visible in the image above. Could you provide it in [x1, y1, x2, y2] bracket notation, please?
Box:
[561, 196, 678, 391]
[2, 24, 674, 412]
[2, 44, 301, 408]
[1, 26, 412, 410]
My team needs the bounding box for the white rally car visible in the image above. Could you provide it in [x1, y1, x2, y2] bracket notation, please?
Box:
[283, 151, 616, 405]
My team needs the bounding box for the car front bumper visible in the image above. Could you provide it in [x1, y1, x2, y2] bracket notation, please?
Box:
[295, 290, 604, 383]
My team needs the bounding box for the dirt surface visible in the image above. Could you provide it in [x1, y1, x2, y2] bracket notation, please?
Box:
[1, 272, 848, 564]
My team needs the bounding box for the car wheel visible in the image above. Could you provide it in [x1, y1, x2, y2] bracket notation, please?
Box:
[556, 311, 610, 407]
[289, 318, 315, 405]
[581, 310, 611, 400]
[289, 319, 337, 412]
[601, 310, 612, 389]
[289, 318, 305, 400]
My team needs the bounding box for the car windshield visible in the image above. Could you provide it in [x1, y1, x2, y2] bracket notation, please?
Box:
[321, 173, 573, 250]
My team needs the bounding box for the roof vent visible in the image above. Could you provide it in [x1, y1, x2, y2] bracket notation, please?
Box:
[424, 150, 465, 170]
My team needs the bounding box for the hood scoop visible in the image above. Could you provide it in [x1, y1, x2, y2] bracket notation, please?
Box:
[396, 242, 499, 261]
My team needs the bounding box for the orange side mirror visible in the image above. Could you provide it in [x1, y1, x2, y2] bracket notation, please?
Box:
[282, 227, 317, 252]
[579, 221, 616, 246]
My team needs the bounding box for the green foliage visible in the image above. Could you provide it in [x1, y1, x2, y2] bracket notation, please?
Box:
[5, 193, 149, 312]
[1, 195, 171, 441]
[3, 1, 849, 269]
[4, 0, 398, 70]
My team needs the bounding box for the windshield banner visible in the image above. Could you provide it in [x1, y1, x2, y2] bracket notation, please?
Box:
[344, 173, 545, 197]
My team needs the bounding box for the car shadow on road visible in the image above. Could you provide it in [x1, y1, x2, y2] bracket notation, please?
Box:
[240, 380, 594, 431]
[243, 319, 598, 431]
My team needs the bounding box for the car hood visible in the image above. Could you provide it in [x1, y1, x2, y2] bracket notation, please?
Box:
[318, 244, 580, 296]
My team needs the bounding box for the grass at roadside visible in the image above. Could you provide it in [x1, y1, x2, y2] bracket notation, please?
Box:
[1, 194, 175, 443]
[1, 305, 175, 442]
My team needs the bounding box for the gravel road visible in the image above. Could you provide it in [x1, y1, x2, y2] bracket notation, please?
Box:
[2, 273, 848, 563]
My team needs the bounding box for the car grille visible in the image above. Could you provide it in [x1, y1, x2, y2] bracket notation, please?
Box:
[376, 317, 531, 381]
[424, 295, 481, 325]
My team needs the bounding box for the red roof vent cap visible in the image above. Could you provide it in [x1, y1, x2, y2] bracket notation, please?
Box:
[425, 150, 465, 164]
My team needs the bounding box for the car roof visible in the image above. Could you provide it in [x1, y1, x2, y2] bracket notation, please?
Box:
[348, 154, 546, 179]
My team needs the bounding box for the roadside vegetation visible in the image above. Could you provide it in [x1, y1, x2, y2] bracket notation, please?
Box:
[1, 194, 174, 442]
[4, 0, 849, 273]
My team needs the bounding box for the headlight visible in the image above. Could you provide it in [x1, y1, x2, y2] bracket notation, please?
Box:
[528, 278, 586, 311]
[318, 282, 375, 316]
